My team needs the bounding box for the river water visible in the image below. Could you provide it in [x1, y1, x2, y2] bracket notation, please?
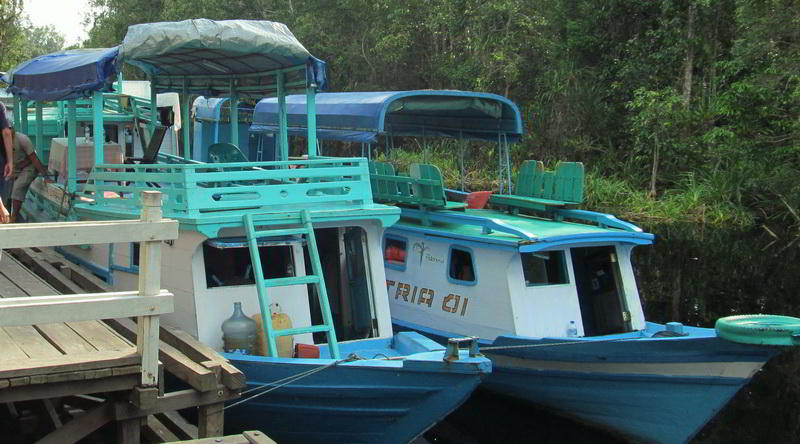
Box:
[424, 223, 800, 443]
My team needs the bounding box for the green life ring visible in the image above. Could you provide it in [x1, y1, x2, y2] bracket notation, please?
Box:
[715, 314, 800, 346]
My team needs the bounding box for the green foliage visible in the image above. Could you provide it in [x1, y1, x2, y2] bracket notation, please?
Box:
[70, 0, 799, 234]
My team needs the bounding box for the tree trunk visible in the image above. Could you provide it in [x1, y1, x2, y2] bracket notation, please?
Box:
[649, 138, 659, 198]
[681, 3, 696, 106]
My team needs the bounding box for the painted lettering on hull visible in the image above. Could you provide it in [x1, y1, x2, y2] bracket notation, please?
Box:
[386, 280, 467, 316]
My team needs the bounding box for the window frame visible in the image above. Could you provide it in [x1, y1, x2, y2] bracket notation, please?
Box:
[383, 234, 408, 271]
[521, 250, 570, 287]
[447, 245, 478, 286]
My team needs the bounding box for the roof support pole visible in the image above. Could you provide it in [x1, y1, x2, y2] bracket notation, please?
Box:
[13, 98, 21, 129]
[504, 133, 512, 193]
[149, 77, 157, 136]
[277, 72, 288, 162]
[67, 100, 77, 194]
[497, 131, 503, 193]
[93, 91, 105, 163]
[35, 102, 44, 159]
[459, 132, 465, 191]
[306, 83, 317, 157]
[229, 79, 239, 149]
[182, 79, 191, 160]
[20, 99, 28, 135]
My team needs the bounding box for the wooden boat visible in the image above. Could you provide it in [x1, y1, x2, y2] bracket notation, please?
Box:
[4, 22, 490, 443]
[249, 90, 800, 444]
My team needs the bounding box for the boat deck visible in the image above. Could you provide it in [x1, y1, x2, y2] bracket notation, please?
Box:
[0, 254, 138, 389]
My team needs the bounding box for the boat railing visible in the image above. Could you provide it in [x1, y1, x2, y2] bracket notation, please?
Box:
[83, 157, 374, 217]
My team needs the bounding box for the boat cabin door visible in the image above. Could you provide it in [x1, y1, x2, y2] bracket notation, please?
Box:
[570, 246, 632, 336]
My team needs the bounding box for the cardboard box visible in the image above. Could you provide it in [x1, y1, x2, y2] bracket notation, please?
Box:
[48, 137, 123, 184]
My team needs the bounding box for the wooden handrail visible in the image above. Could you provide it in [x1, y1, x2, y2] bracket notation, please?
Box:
[0, 190, 176, 387]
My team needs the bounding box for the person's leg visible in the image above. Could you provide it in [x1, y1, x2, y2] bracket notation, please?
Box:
[10, 167, 36, 223]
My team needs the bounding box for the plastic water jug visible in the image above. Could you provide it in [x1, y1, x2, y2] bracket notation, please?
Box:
[567, 320, 578, 338]
[221, 302, 257, 354]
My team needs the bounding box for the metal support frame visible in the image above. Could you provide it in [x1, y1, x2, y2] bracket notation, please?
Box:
[277, 73, 288, 162]
[67, 100, 77, 193]
[182, 80, 191, 160]
[35, 103, 44, 158]
[229, 79, 239, 149]
[306, 83, 317, 157]
[93, 91, 105, 163]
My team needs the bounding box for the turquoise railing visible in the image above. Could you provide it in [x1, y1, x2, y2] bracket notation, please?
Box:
[83, 157, 374, 218]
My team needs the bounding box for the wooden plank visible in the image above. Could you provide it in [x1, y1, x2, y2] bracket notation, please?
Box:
[34, 322, 98, 354]
[40, 248, 112, 293]
[0, 219, 179, 249]
[70, 320, 134, 352]
[36, 401, 114, 444]
[0, 373, 139, 403]
[154, 411, 197, 441]
[0, 255, 103, 355]
[0, 256, 107, 355]
[198, 402, 224, 438]
[243, 431, 277, 444]
[160, 325, 246, 390]
[8, 248, 84, 294]
[0, 272, 27, 298]
[114, 386, 240, 420]
[106, 318, 217, 392]
[144, 415, 183, 443]
[0, 290, 174, 326]
[0, 350, 139, 379]
[0, 327, 29, 360]
[0, 254, 58, 296]
[117, 417, 142, 444]
[1, 325, 62, 359]
[137, 190, 164, 387]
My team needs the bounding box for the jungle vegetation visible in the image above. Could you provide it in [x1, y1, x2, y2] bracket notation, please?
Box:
[2, 0, 798, 238]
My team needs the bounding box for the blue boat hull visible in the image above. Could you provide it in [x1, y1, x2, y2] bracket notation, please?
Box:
[224, 334, 490, 443]
[394, 320, 778, 444]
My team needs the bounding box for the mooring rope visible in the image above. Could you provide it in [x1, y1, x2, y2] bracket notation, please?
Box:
[224, 353, 360, 410]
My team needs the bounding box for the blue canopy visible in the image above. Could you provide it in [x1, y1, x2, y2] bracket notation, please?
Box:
[3, 20, 328, 102]
[4, 47, 120, 101]
[251, 90, 523, 143]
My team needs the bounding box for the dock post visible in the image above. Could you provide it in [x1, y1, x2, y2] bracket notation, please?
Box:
[137, 191, 163, 387]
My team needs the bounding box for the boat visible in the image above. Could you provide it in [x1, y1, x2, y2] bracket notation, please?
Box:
[3, 21, 491, 443]
[248, 90, 800, 444]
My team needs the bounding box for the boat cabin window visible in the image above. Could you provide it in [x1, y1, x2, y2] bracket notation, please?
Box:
[203, 240, 294, 288]
[521, 251, 568, 286]
[383, 236, 407, 270]
[448, 247, 476, 285]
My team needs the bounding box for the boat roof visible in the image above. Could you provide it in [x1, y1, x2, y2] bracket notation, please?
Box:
[390, 208, 654, 252]
[251, 90, 523, 143]
[122, 19, 327, 96]
[3, 47, 120, 101]
[4, 19, 328, 101]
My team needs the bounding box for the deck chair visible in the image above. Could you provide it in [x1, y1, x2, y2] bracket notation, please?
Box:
[369, 161, 399, 199]
[208, 143, 248, 163]
[409, 163, 466, 210]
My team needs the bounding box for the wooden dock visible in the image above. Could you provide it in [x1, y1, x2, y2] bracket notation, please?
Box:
[0, 192, 247, 443]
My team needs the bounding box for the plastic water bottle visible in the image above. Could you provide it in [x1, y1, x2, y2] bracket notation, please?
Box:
[221, 302, 257, 354]
[567, 320, 578, 338]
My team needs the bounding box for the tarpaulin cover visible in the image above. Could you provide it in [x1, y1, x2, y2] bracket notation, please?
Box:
[4, 47, 120, 101]
[251, 90, 523, 143]
[121, 19, 327, 90]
